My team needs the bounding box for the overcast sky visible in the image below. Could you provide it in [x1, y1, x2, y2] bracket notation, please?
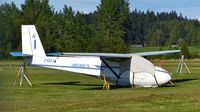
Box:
[0, 0, 199, 20]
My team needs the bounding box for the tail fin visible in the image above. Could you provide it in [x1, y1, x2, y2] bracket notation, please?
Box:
[22, 25, 46, 57]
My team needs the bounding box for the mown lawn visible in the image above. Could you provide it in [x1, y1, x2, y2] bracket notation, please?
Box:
[0, 59, 200, 112]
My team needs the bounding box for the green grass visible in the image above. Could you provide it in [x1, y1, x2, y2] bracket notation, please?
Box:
[131, 47, 165, 53]
[188, 46, 200, 53]
[0, 59, 200, 112]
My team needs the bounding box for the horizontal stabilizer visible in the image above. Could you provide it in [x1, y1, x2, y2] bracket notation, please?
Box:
[9, 52, 32, 57]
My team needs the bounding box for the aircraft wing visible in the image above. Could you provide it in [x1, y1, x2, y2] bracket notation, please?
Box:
[133, 50, 181, 56]
[47, 50, 181, 58]
[48, 52, 132, 58]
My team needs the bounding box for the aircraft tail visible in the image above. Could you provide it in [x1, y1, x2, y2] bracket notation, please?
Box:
[22, 25, 46, 57]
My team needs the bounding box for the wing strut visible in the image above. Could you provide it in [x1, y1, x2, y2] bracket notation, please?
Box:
[100, 58, 120, 79]
[153, 67, 159, 87]
[153, 75, 159, 87]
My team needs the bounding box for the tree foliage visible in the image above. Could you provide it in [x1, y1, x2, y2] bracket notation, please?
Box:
[95, 0, 129, 53]
[0, 0, 200, 58]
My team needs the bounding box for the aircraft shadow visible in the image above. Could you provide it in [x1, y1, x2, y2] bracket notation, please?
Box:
[40, 78, 199, 89]
[172, 78, 199, 83]
[42, 81, 103, 89]
[160, 78, 199, 87]
[42, 81, 101, 86]
[41, 81, 125, 90]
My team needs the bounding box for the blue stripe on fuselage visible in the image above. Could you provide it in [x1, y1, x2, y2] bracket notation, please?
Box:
[32, 64, 102, 70]
[32, 64, 119, 71]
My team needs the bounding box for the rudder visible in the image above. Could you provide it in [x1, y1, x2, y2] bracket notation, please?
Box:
[22, 25, 46, 57]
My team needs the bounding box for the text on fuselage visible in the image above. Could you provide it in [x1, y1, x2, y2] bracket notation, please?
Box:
[44, 58, 57, 63]
[72, 63, 89, 68]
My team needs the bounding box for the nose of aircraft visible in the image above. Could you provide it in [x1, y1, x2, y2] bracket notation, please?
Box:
[154, 66, 171, 85]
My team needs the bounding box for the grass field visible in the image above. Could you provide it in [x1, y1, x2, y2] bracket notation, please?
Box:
[0, 59, 200, 112]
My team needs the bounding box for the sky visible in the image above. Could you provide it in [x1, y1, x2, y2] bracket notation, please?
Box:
[0, 0, 200, 20]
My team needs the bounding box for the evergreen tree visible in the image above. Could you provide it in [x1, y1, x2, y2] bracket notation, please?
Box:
[1, 0, 200, 58]
[55, 5, 77, 52]
[21, 0, 54, 52]
[0, 2, 22, 56]
[95, 0, 130, 53]
[179, 42, 190, 58]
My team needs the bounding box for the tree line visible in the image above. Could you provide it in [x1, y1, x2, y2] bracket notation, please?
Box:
[0, 0, 200, 58]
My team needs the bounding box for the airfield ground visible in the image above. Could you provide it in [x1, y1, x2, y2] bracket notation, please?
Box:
[0, 59, 200, 112]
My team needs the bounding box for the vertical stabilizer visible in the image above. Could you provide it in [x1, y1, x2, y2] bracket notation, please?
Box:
[22, 25, 46, 57]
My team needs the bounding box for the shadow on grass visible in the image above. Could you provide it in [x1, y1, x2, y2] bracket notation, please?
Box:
[81, 85, 132, 90]
[40, 78, 199, 90]
[160, 78, 199, 87]
[41, 81, 102, 90]
[172, 78, 199, 83]
[41, 81, 130, 90]
[43, 81, 102, 87]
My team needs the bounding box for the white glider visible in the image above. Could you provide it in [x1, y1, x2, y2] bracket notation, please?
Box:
[10, 25, 181, 87]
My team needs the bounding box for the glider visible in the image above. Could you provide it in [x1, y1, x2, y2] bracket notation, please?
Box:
[10, 25, 181, 87]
